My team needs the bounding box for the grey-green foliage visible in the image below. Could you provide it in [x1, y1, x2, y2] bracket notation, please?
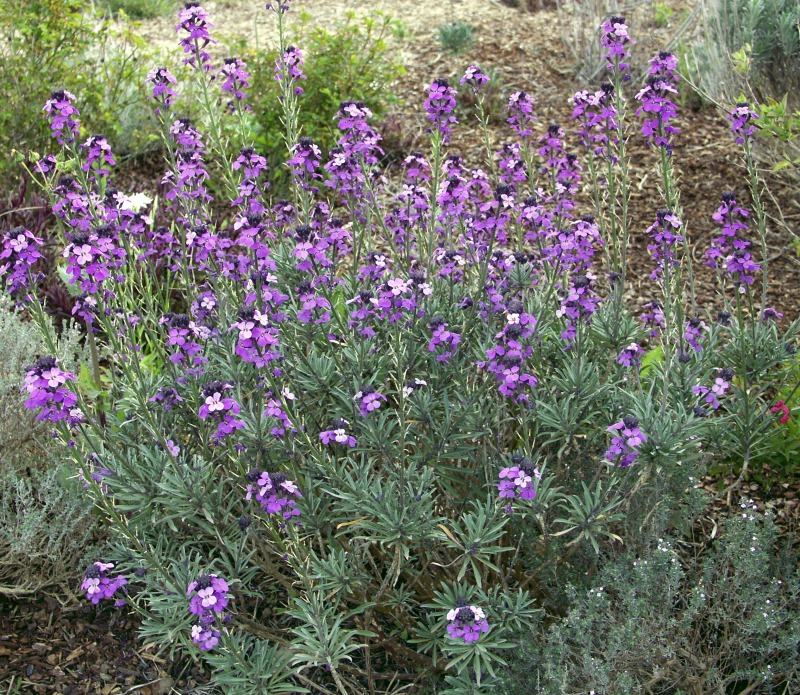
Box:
[692, 0, 800, 104]
[498, 506, 800, 694]
[438, 21, 475, 55]
[0, 299, 98, 592]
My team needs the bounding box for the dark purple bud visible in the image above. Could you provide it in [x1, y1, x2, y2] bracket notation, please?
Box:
[622, 415, 639, 429]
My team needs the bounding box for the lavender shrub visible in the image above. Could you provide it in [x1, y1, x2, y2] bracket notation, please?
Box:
[2, 4, 798, 693]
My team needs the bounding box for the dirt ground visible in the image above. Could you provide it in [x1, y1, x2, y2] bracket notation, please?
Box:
[2, 0, 800, 692]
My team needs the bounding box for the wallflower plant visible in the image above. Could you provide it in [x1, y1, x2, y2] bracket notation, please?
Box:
[2, 4, 798, 693]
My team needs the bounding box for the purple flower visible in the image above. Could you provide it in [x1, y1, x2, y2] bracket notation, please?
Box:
[424, 79, 458, 142]
[402, 378, 427, 397]
[604, 415, 647, 467]
[81, 562, 127, 605]
[646, 209, 683, 281]
[428, 317, 461, 362]
[22, 356, 79, 423]
[198, 381, 245, 442]
[188, 574, 230, 616]
[146, 67, 178, 114]
[231, 306, 281, 368]
[219, 57, 251, 108]
[288, 137, 322, 189]
[497, 455, 540, 504]
[446, 605, 489, 643]
[320, 418, 357, 447]
[692, 368, 733, 410]
[245, 470, 302, 519]
[354, 386, 387, 417]
[275, 46, 306, 95]
[507, 91, 536, 139]
[0, 227, 44, 298]
[617, 342, 644, 368]
[556, 273, 601, 343]
[571, 83, 619, 157]
[176, 2, 216, 72]
[43, 90, 80, 145]
[600, 16, 634, 79]
[636, 52, 681, 154]
[162, 313, 208, 372]
[191, 624, 221, 651]
[460, 65, 489, 91]
[728, 102, 758, 145]
[81, 134, 115, 179]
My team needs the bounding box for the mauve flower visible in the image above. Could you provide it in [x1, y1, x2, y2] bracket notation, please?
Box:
[81, 562, 127, 605]
[636, 52, 681, 154]
[146, 67, 178, 114]
[354, 386, 387, 417]
[22, 356, 78, 423]
[198, 381, 245, 442]
[176, 2, 216, 72]
[320, 418, 357, 447]
[728, 102, 758, 145]
[507, 91, 536, 139]
[604, 415, 647, 467]
[497, 455, 540, 504]
[460, 65, 489, 91]
[275, 46, 306, 95]
[219, 57, 251, 108]
[188, 574, 229, 617]
[424, 79, 458, 142]
[191, 624, 221, 651]
[600, 16, 634, 79]
[428, 317, 461, 362]
[245, 470, 302, 519]
[617, 342, 644, 368]
[43, 90, 80, 145]
[0, 227, 44, 298]
[446, 605, 490, 643]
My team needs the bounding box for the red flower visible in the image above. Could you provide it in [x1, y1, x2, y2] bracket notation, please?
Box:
[770, 400, 791, 424]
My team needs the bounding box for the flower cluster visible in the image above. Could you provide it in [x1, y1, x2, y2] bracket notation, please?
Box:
[705, 192, 759, 290]
[646, 208, 683, 281]
[600, 16, 633, 79]
[507, 91, 536, 139]
[354, 386, 387, 417]
[219, 57, 251, 108]
[424, 79, 458, 142]
[198, 381, 246, 442]
[0, 227, 43, 299]
[146, 67, 178, 114]
[187, 574, 230, 651]
[43, 90, 80, 145]
[636, 52, 680, 154]
[428, 317, 461, 362]
[728, 102, 758, 145]
[460, 65, 489, 91]
[245, 470, 302, 520]
[497, 455, 540, 506]
[231, 306, 281, 369]
[571, 82, 618, 157]
[177, 2, 216, 72]
[446, 604, 490, 643]
[692, 368, 733, 410]
[478, 301, 538, 401]
[275, 46, 306, 95]
[604, 415, 647, 467]
[617, 342, 644, 368]
[82, 562, 127, 606]
[320, 418, 357, 447]
[23, 357, 80, 424]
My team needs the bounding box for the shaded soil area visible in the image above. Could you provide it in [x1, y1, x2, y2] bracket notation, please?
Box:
[2, 0, 800, 692]
[0, 596, 210, 694]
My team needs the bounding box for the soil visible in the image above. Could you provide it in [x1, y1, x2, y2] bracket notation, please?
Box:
[2, 0, 800, 692]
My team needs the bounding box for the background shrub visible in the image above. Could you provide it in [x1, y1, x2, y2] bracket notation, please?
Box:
[98, 0, 179, 19]
[244, 10, 405, 192]
[499, 508, 800, 694]
[0, 0, 157, 187]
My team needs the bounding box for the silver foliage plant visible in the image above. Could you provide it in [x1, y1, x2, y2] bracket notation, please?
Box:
[2, 4, 798, 694]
